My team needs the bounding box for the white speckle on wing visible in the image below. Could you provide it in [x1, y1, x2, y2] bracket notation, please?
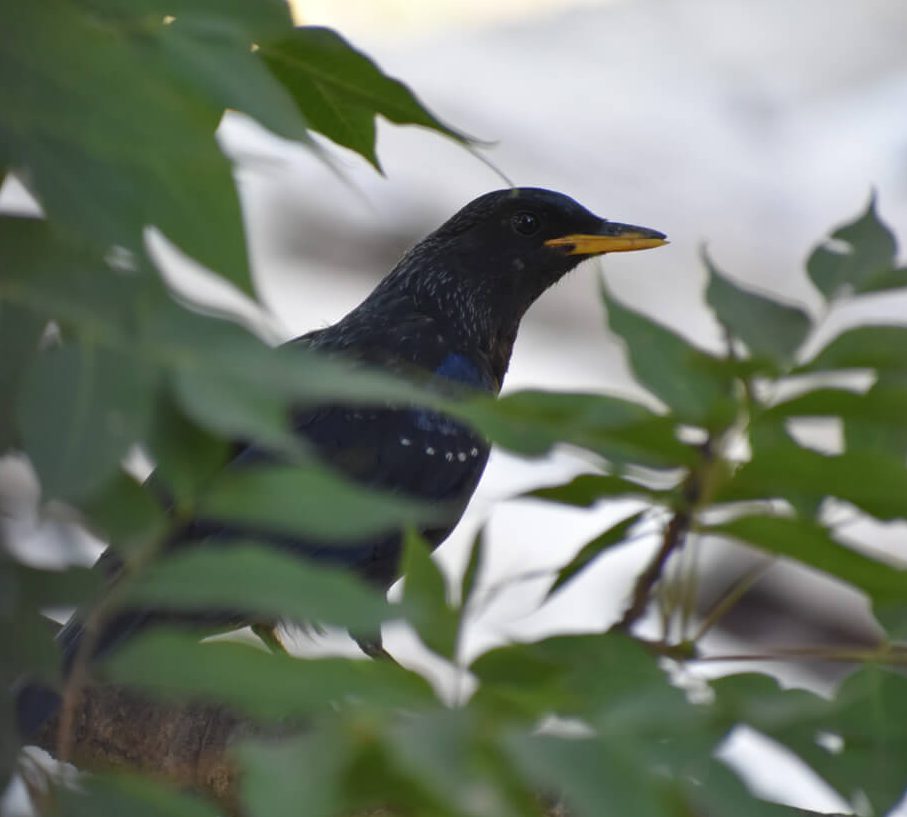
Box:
[445, 451, 454, 461]
[470, 447, 480, 457]
[426, 446, 436, 455]
[400, 437, 412, 446]
[457, 452, 467, 462]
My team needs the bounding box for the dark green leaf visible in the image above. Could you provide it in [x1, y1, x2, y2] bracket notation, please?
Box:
[83, 0, 294, 41]
[147, 392, 231, 510]
[719, 443, 907, 521]
[156, 18, 311, 142]
[546, 511, 647, 599]
[0, 2, 253, 291]
[529, 473, 669, 507]
[239, 727, 353, 817]
[503, 732, 672, 817]
[126, 543, 394, 632]
[81, 471, 169, 556]
[705, 252, 811, 364]
[55, 771, 220, 817]
[0, 301, 44, 450]
[401, 530, 459, 659]
[18, 343, 157, 501]
[198, 464, 441, 541]
[873, 602, 907, 641]
[803, 325, 907, 374]
[471, 633, 697, 731]
[459, 390, 692, 468]
[459, 527, 485, 608]
[601, 284, 734, 427]
[706, 514, 907, 603]
[261, 26, 467, 170]
[713, 668, 907, 814]
[806, 195, 899, 300]
[105, 632, 437, 718]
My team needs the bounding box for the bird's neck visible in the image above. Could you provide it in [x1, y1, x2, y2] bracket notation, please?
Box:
[378, 255, 523, 389]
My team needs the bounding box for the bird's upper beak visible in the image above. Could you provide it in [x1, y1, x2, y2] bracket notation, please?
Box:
[544, 221, 668, 255]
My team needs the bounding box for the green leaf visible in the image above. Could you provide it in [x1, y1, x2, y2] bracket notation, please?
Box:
[803, 325, 907, 374]
[471, 633, 698, 732]
[0, 301, 44, 451]
[80, 471, 169, 557]
[126, 543, 394, 632]
[55, 771, 221, 817]
[105, 632, 437, 719]
[713, 668, 907, 814]
[503, 732, 673, 817]
[806, 195, 899, 300]
[0, 2, 253, 292]
[239, 727, 354, 817]
[706, 514, 907, 603]
[459, 390, 692, 469]
[147, 393, 231, 510]
[545, 511, 647, 600]
[198, 464, 442, 542]
[705, 252, 811, 364]
[83, 0, 294, 41]
[529, 473, 669, 507]
[18, 343, 157, 501]
[601, 284, 734, 428]
[401, 530, 459, 659]
[719, 443, 907, 521]
[155, 17, 311, 142]
[459, 527, 485, 608]
[260, 26, 468, 170]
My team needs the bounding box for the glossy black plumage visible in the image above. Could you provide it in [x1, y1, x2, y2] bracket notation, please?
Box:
[17, 188, 666, 736]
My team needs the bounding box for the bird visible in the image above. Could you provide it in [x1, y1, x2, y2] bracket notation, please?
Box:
[16, 187, 666, 736]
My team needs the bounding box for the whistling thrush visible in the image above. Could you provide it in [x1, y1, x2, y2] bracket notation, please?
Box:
[17, 187, 665, 736]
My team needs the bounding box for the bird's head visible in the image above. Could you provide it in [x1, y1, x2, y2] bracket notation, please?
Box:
[382, 187, 666, 368]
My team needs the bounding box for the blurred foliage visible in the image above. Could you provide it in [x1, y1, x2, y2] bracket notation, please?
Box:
[2, 1, 907, 816]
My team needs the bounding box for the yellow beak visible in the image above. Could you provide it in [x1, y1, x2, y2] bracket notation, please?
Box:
[545, 222, 668, 255]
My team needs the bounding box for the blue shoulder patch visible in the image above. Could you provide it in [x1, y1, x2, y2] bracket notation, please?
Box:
[434, 353, 485, 387]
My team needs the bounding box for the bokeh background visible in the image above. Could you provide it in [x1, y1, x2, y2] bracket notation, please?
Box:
[2, 0, 906, 812]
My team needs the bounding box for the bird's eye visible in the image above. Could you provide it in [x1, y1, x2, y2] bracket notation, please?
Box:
[511, 211, 541, 236]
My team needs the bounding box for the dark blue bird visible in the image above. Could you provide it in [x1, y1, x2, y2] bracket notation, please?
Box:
[17, 187, 666, 736]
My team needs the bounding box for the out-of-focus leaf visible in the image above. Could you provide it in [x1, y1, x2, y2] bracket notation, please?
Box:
[601, 284, 734, 428]
[545, 511, 647, 600]
[81, 0, 294, 40]
[803, 325, 907, 374]
[198, 464, 441, 541]
[529, 473, 670, 507]
[81, 471, 169, 556]
[873, 603, 907, 641]
[459, 390, 692, 469]
[239, 727, 353, 817]
[0, 301, 44, 450]
[806, 195, 899, 300]
[401, 531, 458, 659]
[705, 253, 811, 364]
[55, 771, 220, 817]
[471, 633, 698, 732]
[386, 709, 542, 817]
[154, 17, 311, 142]
[718, 443, 907, 521]
[459, 527, 485, 608]
[503, 732, 672, 817]
[261, 26, 467, 170]
[105, 632, 437, 719]
[706, 514, 907, 603]
[0, 2, 253, 292]
[126, 543, 395, 632]
[712, 669, 907, 815]
[18, 343, 157, 502]
[147, 393, 231, 510]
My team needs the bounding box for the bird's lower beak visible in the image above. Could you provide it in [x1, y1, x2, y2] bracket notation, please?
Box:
[545, 221, 668, 255]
